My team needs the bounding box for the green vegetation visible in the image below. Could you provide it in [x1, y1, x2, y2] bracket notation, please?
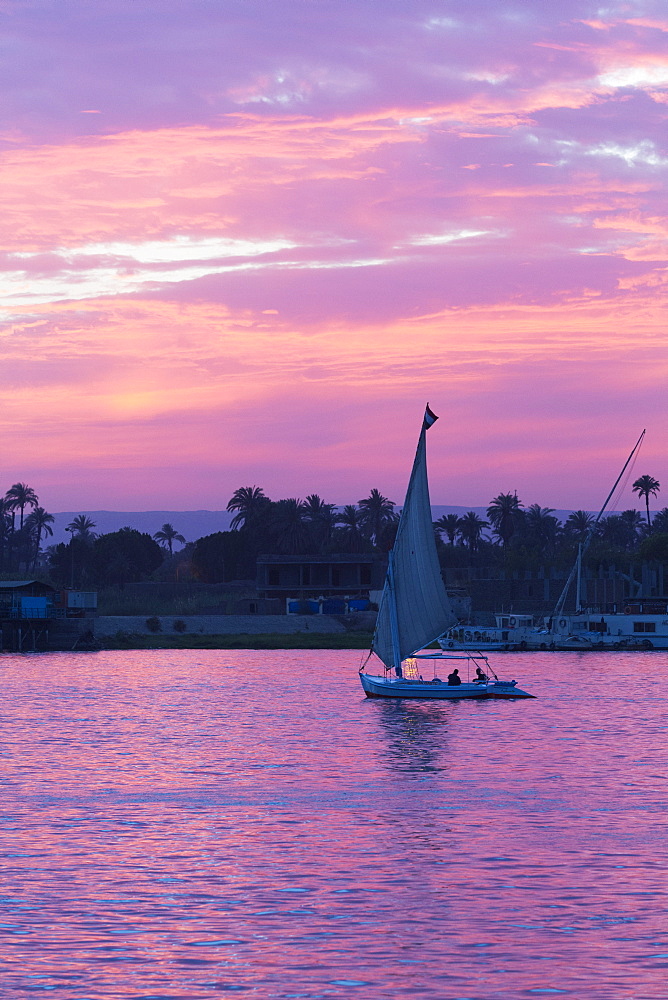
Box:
[94, 586, 238, 616]
[102, 631, 374, 650]
[434, 484, 668, 578]
[3, 477, 668, 610]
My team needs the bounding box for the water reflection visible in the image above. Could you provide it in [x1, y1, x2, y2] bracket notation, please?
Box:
[373, 699, 450, 773]
[2, 650, 668, 999]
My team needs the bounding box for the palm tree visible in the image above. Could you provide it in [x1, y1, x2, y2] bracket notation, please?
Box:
[651, 507, 668, 533]
[595, 512, 640, 550]
[486, 492, 523, 548]
[66, 514, 97, 541]
[524, 504, 559, 554]
[267, 498, 310, 554]
[302, 494, 337, 552]
[5, 482, 38, 530]
[0, 497, 12, 570]
[227, 486, 272, 530]
[0, 516, 10, 571]
[620, 508, 644, 547]
[632, 474, 660, 527]
[25, 507, 55, 570]
[358, 489, 398, 547]
[564, 510, 595, 543]
[336, 505, 366, 553]
[153, 522, 186, 555]
[434, 513, 461, 545]
[457, 511, 488, 552]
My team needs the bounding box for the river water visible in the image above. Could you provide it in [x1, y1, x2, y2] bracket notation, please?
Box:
[1, 649, 667, 999]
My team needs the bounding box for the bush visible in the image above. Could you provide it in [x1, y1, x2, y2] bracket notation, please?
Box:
[638, 533, 668, 562]
[173, 619, 187, 633]
[145, 616, 162, 633]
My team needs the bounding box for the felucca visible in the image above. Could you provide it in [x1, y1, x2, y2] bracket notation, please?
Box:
[359, 406, 533, 699]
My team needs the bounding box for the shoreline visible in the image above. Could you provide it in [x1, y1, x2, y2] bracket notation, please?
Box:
[97, 632, 374, 650]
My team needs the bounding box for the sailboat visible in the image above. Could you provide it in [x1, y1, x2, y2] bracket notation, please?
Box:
[359, 406, 534, 699]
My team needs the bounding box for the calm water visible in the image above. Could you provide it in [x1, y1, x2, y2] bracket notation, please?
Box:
[1, 649, 667, 999]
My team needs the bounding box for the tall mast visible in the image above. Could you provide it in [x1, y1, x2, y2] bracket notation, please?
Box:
[553, 429, 645, 617]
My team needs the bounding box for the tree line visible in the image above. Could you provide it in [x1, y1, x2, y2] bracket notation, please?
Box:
[0, 482, 187, 586]
[434, 476, 667, 566]
[1, 474, 666, 588]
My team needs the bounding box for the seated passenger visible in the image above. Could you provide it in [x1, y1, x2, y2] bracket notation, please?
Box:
[447, 668, 461, 686]
[475, 666, 488, 682]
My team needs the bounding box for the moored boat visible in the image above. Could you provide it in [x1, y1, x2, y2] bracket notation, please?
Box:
[439, 614, 550, 651]
[548, 602, 668, 649]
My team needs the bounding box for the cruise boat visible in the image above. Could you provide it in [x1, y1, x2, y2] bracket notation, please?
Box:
[548, 601, 668, 649]
[439, 614, 551, 652]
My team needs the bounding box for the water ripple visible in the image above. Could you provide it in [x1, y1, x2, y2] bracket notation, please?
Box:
[1, 649, 667, 997]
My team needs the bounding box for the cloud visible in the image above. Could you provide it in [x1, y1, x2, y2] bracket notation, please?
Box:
[0, 1, 666, 510]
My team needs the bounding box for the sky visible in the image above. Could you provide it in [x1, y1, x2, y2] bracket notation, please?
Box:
[1, 0, 667, 513]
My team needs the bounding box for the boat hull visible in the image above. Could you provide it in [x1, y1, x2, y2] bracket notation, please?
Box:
[440, 639, 510, 652]
[359, 672, 533, 699]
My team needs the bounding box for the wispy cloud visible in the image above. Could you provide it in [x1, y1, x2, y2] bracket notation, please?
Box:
[0, 1, 666, 510]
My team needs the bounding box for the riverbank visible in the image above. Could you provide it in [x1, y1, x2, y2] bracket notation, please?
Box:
[89, 612, 373, 650]
[100, 632, 374, 650]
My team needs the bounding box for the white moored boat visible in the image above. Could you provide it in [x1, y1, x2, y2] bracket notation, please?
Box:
[548, 602, 668, 649]
[438, 614, 551, 652]
[359, 406, 533, 700]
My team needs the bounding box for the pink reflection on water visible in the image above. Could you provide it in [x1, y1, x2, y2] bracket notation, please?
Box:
[0, 649, 667, 997]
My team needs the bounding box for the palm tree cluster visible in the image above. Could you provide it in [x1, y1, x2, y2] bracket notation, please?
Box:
[0, 482, 55, 572]
[226, 486, 399, 555]
[1, 470, 664, 588]
[434, 474, 664, 566]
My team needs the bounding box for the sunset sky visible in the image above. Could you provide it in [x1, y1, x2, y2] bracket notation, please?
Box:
[1, 0, 667, 512]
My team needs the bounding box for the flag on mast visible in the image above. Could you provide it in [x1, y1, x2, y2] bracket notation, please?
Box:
[422, 404, 438, 430]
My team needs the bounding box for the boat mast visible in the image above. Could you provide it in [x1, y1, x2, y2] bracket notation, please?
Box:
[575, 542, 582, 611]
[386, 550, 402, 670]
[553, 429, 645, 617]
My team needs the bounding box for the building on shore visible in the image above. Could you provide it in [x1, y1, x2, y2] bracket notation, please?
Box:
[256, 553, 385, 603]
[0, 581, 97, 651]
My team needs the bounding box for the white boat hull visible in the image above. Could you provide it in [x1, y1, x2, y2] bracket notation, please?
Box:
[439, 619, 552, 652]
[440, 639, 509, 652]
[359, 672, 534, 699]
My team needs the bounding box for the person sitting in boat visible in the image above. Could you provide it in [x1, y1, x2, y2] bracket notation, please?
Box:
[447, 668, 461, 686]
[475, 665, 488, 683]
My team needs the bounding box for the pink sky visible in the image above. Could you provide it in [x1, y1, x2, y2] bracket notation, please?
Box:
[1, 0, 667, 512]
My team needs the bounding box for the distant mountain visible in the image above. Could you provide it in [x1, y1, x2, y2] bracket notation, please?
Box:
[48, 505, 588, 548]
[49, 510, 233, 547]
[429, 506, 583, 525]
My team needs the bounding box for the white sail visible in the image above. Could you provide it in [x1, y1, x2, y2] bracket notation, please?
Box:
[373, 411, 455, 669]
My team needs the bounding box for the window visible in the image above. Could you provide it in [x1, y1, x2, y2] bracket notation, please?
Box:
[332, 568, 340, 586]
[360, 565, 371, 585]
[633, 621, 656, 632]
[268, 568, 279, 586]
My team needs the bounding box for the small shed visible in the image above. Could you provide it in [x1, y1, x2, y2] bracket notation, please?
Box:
[0, 581, 57, 619]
